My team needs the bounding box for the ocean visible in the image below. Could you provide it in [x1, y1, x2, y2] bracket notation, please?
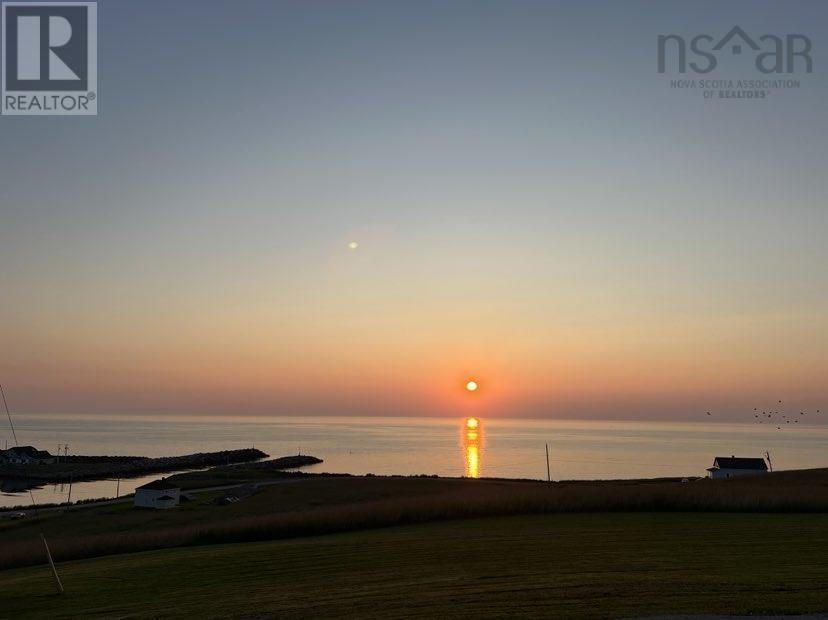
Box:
[2, 415, 827, 508]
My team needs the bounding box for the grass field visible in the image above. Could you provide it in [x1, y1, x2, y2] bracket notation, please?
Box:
[2, 512, 827, 618]
[0, 477, 474, 568]
[3, 470, 828, 571]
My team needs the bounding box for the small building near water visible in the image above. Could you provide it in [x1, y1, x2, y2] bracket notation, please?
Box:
[707, 456, 768, 479]
[0, 446, 56, 466]
[134, 478, 181, 509]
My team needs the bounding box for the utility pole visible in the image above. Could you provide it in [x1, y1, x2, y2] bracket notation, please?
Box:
[67, 476, 73, 504]
[41, 534, 64, 594]
[116, 478, 120, 498]
[0, 384, 19, 447]
[545, 443, 551, 482]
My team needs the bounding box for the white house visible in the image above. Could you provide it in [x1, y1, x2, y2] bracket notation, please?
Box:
[707, 456, 768, 479]
[134, 478, 181, 509]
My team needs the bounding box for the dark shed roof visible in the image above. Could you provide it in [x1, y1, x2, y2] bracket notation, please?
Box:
[136, 479, 180, 491]
[713, 457, 768, 470]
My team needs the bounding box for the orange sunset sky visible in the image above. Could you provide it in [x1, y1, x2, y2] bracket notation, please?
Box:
[1, 2, 826, 421]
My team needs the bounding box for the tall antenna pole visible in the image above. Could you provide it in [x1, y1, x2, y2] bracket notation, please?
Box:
[545, 443, 551, 482]
[41, 534, 64, 594]
[0, 384, 19, 447]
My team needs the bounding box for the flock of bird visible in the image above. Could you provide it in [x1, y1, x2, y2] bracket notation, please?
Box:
[705, 400, 823, 430]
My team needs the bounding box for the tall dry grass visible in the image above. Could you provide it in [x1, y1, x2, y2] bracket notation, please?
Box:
[3, 469, 827, 571]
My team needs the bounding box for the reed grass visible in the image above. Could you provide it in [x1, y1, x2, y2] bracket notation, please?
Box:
[2, 468, 826, 571]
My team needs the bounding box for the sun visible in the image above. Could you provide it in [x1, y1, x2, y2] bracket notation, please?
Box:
[465, 380, 478, 392]
[465, 417, 479, 430]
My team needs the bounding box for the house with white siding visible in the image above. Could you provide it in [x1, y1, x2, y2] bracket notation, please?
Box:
[134, 478, 181, 509]
[706, 456, 768, 479]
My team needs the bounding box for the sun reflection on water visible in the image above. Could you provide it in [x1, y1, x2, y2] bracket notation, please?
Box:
[461, 417, 483, 478]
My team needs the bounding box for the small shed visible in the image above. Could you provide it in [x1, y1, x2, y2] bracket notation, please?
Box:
[134, 478, 181, 509]
[707, 456, 768, 479]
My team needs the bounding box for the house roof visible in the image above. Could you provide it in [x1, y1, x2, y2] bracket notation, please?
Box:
[2, 446, 53, 459]
[136, 479, 180, 491]
[713, 457, 767, 470]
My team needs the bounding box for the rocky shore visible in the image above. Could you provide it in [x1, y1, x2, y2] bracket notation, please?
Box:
[0, 448, 269, 484]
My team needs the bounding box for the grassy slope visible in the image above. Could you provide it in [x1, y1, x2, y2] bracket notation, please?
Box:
[2, 512, 827, 619]
[3, 471, 828, 571]
[0, 477, 465, 543]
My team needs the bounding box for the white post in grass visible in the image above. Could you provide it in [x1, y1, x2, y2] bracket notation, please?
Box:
[40, 533, 64, 594]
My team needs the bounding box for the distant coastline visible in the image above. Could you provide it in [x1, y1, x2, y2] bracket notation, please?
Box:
[0, 448, 269, 485]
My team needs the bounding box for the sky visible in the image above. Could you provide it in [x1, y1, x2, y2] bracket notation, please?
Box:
[1, 0, 826, 421]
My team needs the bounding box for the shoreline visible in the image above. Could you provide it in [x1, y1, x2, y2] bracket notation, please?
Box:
[3, 465, 821, 513]
[0, 454, 324, 511]
[0, 448, 270, 485]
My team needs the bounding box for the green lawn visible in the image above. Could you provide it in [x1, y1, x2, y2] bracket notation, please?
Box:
[2, 512, 827, 619]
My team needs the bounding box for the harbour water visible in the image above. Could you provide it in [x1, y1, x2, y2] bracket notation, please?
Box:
[2, 415, 827, 508]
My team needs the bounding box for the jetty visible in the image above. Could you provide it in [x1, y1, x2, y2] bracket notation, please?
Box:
[0, 448, 269, 484]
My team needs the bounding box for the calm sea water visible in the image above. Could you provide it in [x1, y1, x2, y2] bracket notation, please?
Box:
[2, 415, 827, 508]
